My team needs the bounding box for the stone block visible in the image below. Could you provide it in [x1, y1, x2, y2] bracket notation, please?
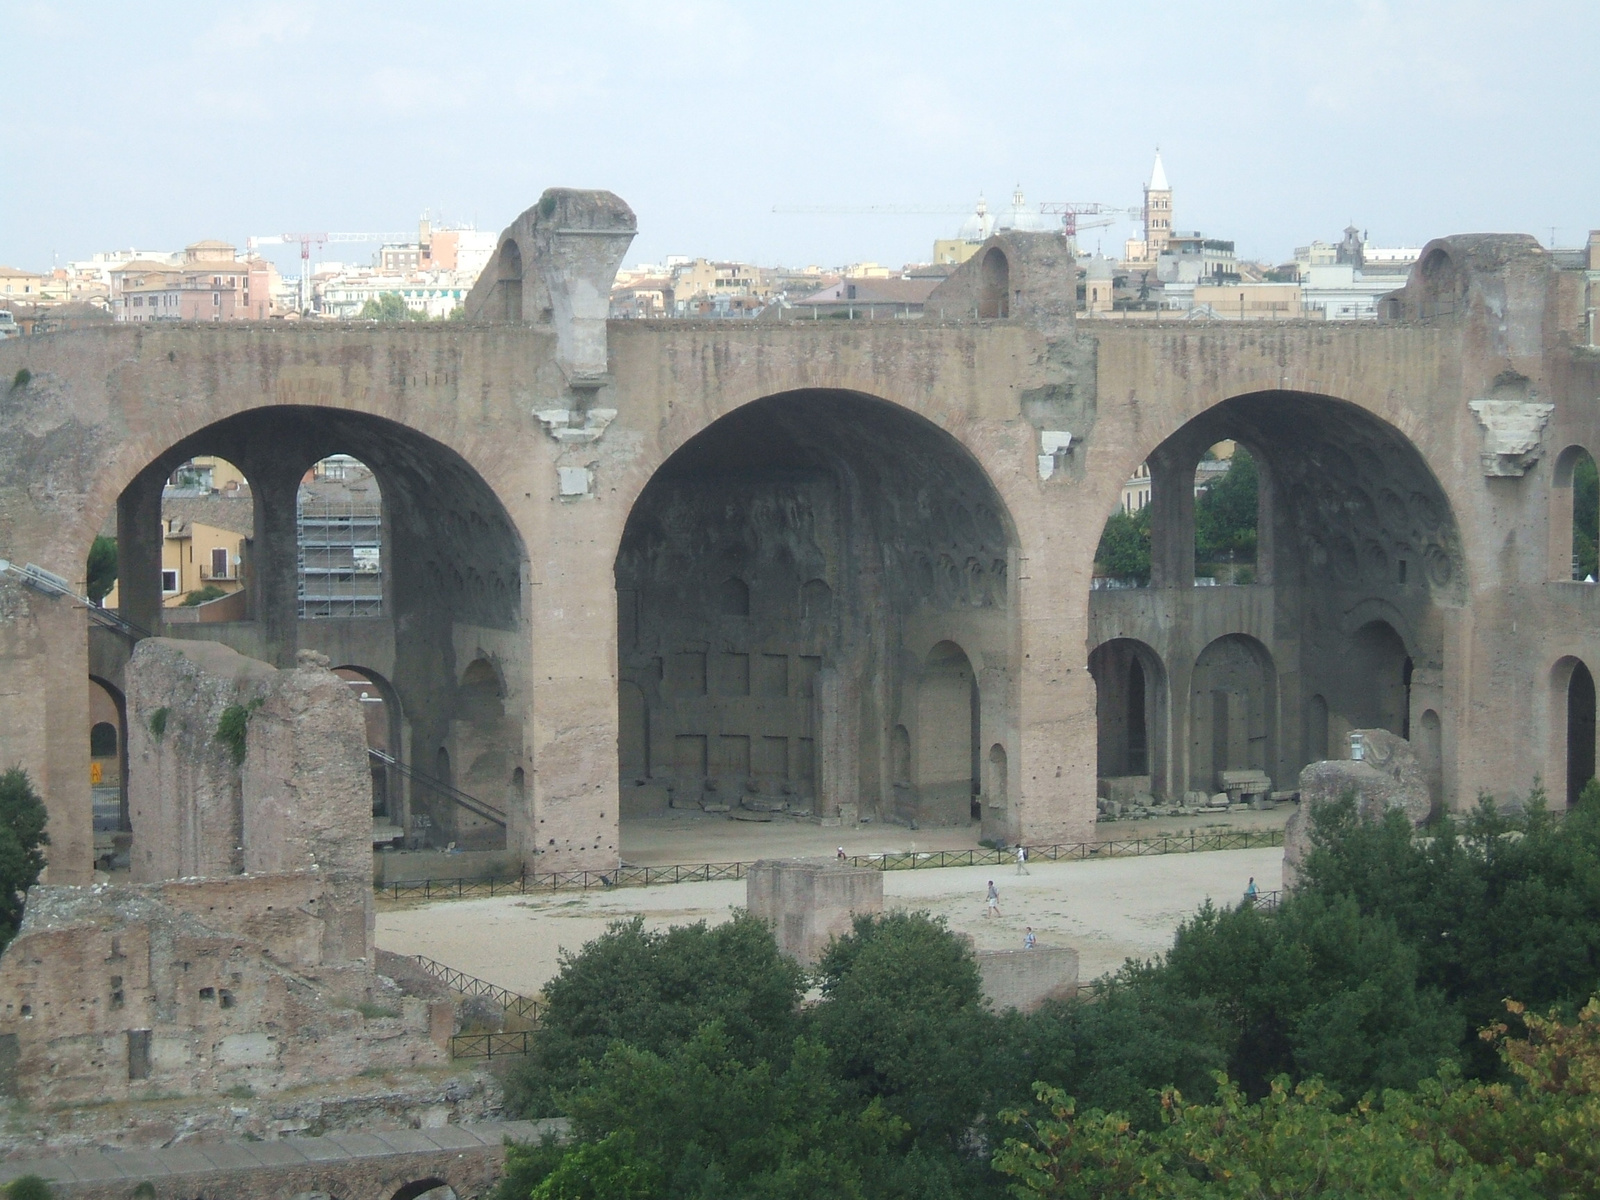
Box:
[1097, 775, 1152, 803]
[1284, 728, 1431, 887]
[975, 946, 1079, 1013]
[746, 859, 883, 963]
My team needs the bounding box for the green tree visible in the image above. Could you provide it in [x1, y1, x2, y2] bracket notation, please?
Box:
[85, 535, 117, 605]
[809, 912, 998, 1154]
[1298, 784, 1600, 1078]
[0, 768, 49, 950]
[503, 914, 805, 1118]
[357, 292, 429, 321]
[544, 1028, 916, 1200]
[1093, 507, 1151, 584]
[1194, 447, 1258, 565]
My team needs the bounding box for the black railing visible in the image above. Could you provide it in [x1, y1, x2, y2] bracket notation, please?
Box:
[370, 749, 507, 828]
[411, 953, 541, 1022]
[449, 1030, 532, 1060]
[379, 828, 1286, 901]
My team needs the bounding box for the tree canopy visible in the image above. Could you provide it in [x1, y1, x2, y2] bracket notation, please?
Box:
[497, 785, 1600, 1198]
[356, 293, 430, 322]
[85, 535, 117, 604]
[0, 768, 49, 950]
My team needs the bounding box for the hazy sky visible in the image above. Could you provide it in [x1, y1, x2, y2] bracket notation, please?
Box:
[4, 1, 1597, 275]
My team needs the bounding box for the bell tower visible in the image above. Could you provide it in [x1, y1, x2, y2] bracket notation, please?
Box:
[1143, 150, 1172, 257]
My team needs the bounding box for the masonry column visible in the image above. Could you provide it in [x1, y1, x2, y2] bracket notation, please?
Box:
[245, 455, 305, 668]
[1147, 445, 1197, 590]
[116, 463, 166, 635]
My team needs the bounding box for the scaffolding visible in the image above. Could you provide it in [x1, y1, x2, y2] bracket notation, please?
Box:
[297, 496, 383, 618]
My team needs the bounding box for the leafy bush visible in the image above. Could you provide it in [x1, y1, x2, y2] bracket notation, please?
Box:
[180, 584, 226, 607]
[1093, 506, 1150, 584]
[5, 1174, 53, 1200]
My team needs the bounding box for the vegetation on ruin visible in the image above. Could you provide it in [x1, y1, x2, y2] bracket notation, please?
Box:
[179, 584, 227, 607]
[84, 535, 117, 605]
[147, 706, 170, 741]
[9, 369, 30, 392]
[497, 785, 1600, 1198]
[214, 697, 264, 766]
[0, 768, 49, 951]
[5, 1176, 54, 1200]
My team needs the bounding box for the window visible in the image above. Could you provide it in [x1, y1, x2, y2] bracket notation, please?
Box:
[210, 547, 229, 579]
[161, 569, 178, 592]
[213, 293, 220, 306]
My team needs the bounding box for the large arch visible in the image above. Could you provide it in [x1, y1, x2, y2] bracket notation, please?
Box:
[104, 406, 531, 861]
[1089, 389, 1465, 805]
[613, 388, 1019, 839]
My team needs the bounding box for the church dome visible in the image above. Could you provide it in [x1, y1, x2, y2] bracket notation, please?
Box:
[957, 196, 995, 242]
[996, 188, 1055, 233]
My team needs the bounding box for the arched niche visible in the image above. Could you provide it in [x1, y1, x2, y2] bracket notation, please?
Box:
[1189, 634, 1276, 795]
[978, 247, 1010, 318]
[498, 239, 523, 321]
[916, 640, 979, 826]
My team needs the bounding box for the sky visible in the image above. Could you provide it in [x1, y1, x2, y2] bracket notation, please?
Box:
[4, 1, 1598, 276]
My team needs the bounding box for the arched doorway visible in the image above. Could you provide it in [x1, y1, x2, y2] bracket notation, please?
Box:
[614, 389, 1016, 837]
[1088, 638, 1168, 801]
[334, 666, 402, 825]
[88, 675, 129, 872]
[1558, 659, 1598, 807]
[1550, 445, 1598, 581]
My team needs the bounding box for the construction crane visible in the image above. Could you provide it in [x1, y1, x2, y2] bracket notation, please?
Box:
[246, 231, 413, 313]
[1038, 203, 1143, 239]
[772, 198, 1139, 242]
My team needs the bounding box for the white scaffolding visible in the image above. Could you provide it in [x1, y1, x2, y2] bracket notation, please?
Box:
[297, 496, 383, 618]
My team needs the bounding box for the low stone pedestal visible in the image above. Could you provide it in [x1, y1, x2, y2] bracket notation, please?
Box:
[746, 859, 883, 963]
[976, 946, 1079, 1013]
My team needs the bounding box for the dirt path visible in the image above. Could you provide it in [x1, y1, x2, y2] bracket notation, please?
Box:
[376, 843, 1284, 997]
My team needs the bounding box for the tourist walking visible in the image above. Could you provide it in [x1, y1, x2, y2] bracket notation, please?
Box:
[1015, 844, 1030, 875]
[985, 879, 1001, 918]
[1024, 927, 1037, 950]
[1243, 876, 1258, 904]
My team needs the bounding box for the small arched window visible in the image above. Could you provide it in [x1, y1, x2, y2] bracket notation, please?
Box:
[90, 722, 118, 757]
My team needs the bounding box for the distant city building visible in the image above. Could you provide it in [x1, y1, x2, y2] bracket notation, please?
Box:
[0, 266, 42, 299]
[110, 242, 280, 322]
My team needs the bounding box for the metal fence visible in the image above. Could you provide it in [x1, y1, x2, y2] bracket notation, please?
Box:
[379, 828, 1286, 902]
[410, 954, 541, 1022]
[449, 1030, 533, 1060]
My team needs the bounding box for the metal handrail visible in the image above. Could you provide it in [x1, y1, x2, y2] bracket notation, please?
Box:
[411, 954, 540, 1022]
[369, 749, 507, 827]
[449, 1030, 531, 1060]
[378, 828, 1286, 901]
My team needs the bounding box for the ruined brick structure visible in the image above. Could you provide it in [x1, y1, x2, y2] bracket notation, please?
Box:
[0, 642, 450, 1106]
[0, 191, 1597, 888]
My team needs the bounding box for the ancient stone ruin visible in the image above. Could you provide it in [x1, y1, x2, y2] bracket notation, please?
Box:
[1283, 727, 1433, 887]
[0, 640, 452, 1107]
[746, 858, 884, 963]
